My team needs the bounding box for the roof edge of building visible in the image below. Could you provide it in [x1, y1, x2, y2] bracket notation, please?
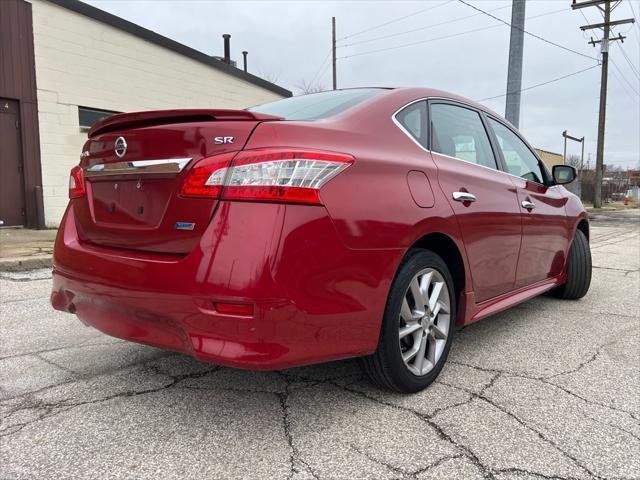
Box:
[45, 0, 293, 98]
[534, 148, 563, 157]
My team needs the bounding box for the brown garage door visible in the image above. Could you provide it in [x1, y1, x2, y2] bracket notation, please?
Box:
[0, 98, 26, 226]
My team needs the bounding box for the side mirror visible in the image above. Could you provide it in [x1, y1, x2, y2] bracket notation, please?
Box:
[552, 165, 576, 185]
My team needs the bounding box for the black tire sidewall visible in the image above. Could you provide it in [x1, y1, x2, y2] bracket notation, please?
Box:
[380, 249, 457, 392]
[552, 229, 592, 300]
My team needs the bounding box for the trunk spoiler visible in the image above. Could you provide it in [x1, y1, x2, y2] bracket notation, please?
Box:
[88, 109, 282, 138]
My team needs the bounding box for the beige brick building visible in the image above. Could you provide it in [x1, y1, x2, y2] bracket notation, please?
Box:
[535, 148, 565, 171]
[1, 0, 290, 228]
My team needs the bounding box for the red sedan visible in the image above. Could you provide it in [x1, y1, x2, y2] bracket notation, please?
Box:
[51, 88, 591, 392]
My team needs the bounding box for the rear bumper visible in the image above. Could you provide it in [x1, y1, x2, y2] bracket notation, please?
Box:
[52, 201, 401, 370]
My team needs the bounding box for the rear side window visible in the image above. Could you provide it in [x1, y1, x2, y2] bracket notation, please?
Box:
[488, 118, 545, 184]
[395, 101, 428, 148]
[430, 103, 497, 170]
[247, 89, 384, 120]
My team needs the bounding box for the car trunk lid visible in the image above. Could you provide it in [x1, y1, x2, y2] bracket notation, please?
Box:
[74, 109, 280, 254]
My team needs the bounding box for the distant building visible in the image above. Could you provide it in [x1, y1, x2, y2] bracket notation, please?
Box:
[1, 0, 291, 228]
[535, 149, 564, 171]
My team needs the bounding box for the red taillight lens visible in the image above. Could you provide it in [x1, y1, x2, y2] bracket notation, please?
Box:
[180, 149, 353, 204]
[223, 149, 353, 205]
[69, 165, 85, 198]
[180, 152, 235, 198]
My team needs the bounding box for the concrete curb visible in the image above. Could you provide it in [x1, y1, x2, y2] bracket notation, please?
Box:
[0, 256, 52, 272]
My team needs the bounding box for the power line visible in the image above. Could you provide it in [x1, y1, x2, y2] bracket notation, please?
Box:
[575, 0, 637, 208]
[579, 4, 639, 84]
[337, 8, 569, 60]
[458, 0, 599, 62]
[338, 4, 511, 49]
[609, 64, 640, 103]
[477, 64, 600, 102]
[628, 0, 640, 42]
[309, 50, 331, 87]
[614, 40, 640, 80]
[338, 0, 453, 41]
[579, 5, 640, 85]
[610, 55, 640, 96]
[338, 23, 503, 59]
[579, 9, 592, 38]
[629, 0, 640, 23]
[317, 60, 332, 87]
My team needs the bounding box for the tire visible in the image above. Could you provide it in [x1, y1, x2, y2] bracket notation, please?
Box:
[359, 249, 456, 393]
[551, 229, 592, 300]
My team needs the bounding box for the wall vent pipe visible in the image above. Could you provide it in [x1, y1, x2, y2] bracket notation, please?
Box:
[223, 34, 231, 64]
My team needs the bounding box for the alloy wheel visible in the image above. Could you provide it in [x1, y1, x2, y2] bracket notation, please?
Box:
[398, 268, 451, 376]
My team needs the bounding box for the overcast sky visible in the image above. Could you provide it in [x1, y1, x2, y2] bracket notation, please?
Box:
[86, 0, 640, 168]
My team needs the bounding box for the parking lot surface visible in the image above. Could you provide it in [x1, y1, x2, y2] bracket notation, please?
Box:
[1, 209, 638, 480]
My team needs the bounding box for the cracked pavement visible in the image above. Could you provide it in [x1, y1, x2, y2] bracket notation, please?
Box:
[1, 209, 638, 480]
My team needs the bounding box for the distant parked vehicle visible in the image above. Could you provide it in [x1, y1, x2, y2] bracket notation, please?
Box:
[51, 88, 592, 392]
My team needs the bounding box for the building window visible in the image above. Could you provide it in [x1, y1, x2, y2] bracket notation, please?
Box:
[78, 107, 119, 131]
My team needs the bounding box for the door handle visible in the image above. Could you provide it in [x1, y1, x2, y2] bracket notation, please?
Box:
[452, 191, 477, 203]
[521, 200, 535, 210]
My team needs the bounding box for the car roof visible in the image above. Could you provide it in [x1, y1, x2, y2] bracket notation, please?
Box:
[337, 87, 507, 127]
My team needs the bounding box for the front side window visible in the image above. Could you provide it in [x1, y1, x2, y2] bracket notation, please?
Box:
[488, 118, 545, 184]
[395, 101, 428, 148]
[430, 103, 497, 169]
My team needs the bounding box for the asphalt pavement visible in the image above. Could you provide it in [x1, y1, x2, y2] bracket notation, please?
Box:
[1, 209, 638, 480]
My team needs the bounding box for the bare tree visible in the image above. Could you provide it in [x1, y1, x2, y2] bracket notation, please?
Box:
[259, 70, 281, 84]
[566, 154, 582, 169]
[295, 79, 325, 95]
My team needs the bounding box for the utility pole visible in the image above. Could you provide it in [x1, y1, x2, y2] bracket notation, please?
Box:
[332, 17, 337, 90]
[505, 0, 526, 128]
[572, 0, 634, 208]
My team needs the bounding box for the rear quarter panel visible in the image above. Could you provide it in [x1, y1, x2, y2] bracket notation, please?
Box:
[245, 95, 466, 255]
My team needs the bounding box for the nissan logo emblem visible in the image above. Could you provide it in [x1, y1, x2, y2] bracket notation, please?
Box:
[114, 136, 127, 158]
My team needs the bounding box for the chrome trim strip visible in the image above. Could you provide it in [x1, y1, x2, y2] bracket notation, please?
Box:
[391, 97, 431, 154]
[391, 98, 553, 188]
[84, 158, 191, 177]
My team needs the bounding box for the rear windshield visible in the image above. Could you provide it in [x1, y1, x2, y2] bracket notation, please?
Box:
[247, 88, 385, 120]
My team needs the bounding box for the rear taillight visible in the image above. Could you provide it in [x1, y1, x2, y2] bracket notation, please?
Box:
[69, 165, 85, 198]
[224, 149, 353, 205]
[180, 152, 235, 198]
[180, 148, 353, 205]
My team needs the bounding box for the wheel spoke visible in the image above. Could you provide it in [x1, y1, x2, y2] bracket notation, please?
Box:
[431, 301, 442, 318]
[409, 278, 424, 309]
[431, 323, 447, 340]
[400, 298, 414, 322]
[414, 333, 427, 374]
[426, 334, 437, 365]
[419, 271, 433, 306]
[428, 281, 444, 313]
[398, 267, 452, 378]
[402, 343, 420, 363]
[399, 322, 422, 339]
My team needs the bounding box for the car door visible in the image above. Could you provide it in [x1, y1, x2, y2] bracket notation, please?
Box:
[486, 117, 569, 288]
[428, 101, 522, 303]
